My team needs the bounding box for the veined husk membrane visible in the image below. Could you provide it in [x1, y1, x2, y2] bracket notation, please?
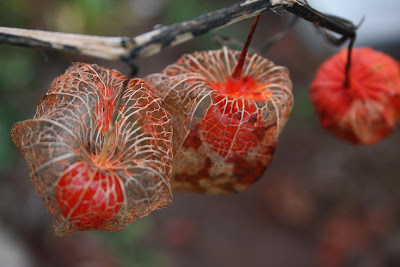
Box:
[11, 63, 173, 235]
[146, 47, 293, 194]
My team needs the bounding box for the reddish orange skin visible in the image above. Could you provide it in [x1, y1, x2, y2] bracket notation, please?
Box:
[56, 160, 124, 228]
[214, 76, 256, 98]
[311, 47, 400, 144]
[201, 78, 261, 157]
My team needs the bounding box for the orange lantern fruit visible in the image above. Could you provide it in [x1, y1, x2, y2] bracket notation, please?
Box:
[311, 47, 400, 145]
[11, 63, 173, 235]
[146, 16, 293, 194]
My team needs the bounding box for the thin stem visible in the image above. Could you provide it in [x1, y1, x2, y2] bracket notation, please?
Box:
[344, 34, 356, 89]
[231, 15, 260, 80]
[260, 16, 298, 54]
[99, 131, 112, 163]
[99, 71, 135, 164]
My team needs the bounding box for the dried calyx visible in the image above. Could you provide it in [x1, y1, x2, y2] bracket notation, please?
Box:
[145, 15, 293, 194]
[11, 63, 174, 235]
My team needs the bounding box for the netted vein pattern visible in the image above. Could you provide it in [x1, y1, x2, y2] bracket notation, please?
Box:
[146, 47, 293, 194]
[11, 63, 173, 235]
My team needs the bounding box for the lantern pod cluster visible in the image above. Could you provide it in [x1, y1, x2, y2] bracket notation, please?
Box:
[12, 32, 399, 234]
[11, 47, 293, 234]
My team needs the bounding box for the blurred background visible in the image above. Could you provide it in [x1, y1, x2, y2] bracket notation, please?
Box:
[1, 0, 400, 266]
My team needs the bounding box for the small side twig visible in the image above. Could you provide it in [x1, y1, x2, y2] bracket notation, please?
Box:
[259, 16, 299, 54]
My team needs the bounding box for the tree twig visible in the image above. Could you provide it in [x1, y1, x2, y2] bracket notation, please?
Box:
[0, 0, 356, 65]
[259, 16, 299, 54]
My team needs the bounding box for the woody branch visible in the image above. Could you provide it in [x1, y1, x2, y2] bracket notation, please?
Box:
[0, 0, 356, 65]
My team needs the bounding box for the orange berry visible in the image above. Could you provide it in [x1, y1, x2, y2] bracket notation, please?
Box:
[201, 82, 261, 157]
[56, 160, 124, 228]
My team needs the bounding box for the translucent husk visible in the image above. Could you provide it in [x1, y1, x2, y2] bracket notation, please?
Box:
[11, 63, 174, 235]
[146, 47, 293, 194]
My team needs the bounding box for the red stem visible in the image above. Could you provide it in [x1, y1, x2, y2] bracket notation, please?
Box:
[231, 15, 261, 80]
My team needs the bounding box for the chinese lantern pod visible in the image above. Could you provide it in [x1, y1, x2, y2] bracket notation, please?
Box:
[311, 47, 400, 145]
[146, 47, 293, 194]
[11, 63, 173, 235]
